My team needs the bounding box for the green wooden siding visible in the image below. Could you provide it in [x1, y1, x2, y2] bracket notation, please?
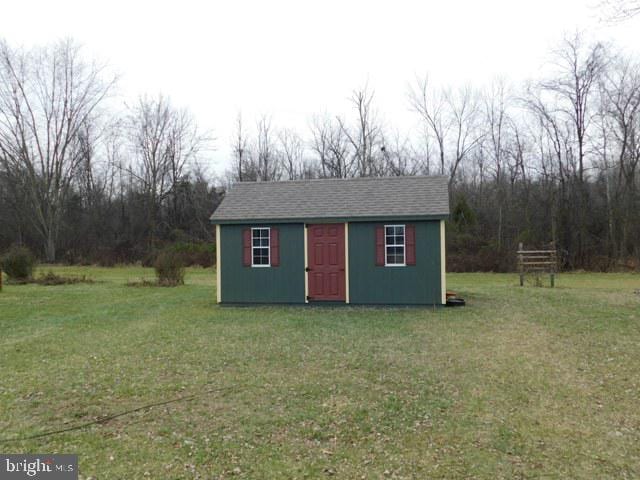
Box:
[348, 221, 442, 305]
[219, 220, 443, 305]
[219, 223, 305, 303]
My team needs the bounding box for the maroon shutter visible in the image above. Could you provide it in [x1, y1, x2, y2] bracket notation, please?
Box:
[270, 227, 280, 266]
[375, 225, 385, 266]
[406, 224, 416, 266]
[242, 228, 251, 266]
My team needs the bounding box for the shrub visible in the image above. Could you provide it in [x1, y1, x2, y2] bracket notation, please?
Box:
[1, 246, 37, 281]
[34, 271, 95, 285]
[154, 249, 185, 286]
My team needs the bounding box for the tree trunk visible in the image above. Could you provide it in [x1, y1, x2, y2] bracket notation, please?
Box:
[45, 231, 56, 263]
[605, 173, 617, 260]
[497, 205, 503, 252]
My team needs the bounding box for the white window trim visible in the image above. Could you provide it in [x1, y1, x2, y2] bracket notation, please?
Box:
[384, 224, 406, 267]
[251, 227, 271, 267]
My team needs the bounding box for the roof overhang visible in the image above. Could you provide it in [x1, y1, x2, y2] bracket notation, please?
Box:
[211, 214, 449, 225]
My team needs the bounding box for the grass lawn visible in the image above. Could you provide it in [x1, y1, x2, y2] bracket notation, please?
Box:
[1, 267, 639, 479]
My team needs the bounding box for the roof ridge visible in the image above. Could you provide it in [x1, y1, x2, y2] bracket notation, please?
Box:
[230, 174, 448, 188]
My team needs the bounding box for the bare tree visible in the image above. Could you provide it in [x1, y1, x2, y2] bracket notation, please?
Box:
[599, 0, 640, 20]
[125, 95, 206, 248]
[483, 79, 511, 185]
[381, 132, 419, 176]
[534, 34, 608, 264]
[524, 84, 576, 251]
[0, 38, 115, 261]
[231, 113, 252, 182]
[255, 115, 280, 181]
[542, 33, 607, 183]
[447, 86, 483, 183]
[409, 77, 482, 184]
[309, 114, 353, 178]
[278, 128, 304, 180]
[102, 120, 123, 203]
[409, 76, 449, 176]
[309, 115, 331, 178]
[74, 121, 111, 210]
[483, 79, 513, 250]
[339, 85, 384, 176]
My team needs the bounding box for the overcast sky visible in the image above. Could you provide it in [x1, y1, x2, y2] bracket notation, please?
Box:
[1, 0, 638, 177]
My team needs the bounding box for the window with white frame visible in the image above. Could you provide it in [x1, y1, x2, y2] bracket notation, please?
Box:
[385, 225, 405, 266]
[252, 227, 270, 266]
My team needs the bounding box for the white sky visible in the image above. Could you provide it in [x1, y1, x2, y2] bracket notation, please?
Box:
[1, 0, 638, 177]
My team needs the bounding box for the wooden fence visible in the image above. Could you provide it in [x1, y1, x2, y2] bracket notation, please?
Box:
[517, 242, 558, 287]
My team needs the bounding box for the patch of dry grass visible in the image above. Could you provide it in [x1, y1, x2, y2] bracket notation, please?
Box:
[6, 270, 96, 286]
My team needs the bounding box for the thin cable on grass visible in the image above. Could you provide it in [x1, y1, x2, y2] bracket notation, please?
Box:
[0, 384, 247, 444]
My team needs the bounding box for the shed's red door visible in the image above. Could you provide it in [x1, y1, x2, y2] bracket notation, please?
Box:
[307, 224, 346, 302]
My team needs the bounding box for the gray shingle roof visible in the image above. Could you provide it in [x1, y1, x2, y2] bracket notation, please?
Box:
[210, 175, 449, 223]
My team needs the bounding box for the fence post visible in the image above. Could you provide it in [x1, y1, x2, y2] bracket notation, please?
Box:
[518, 242, 524, 286]
[550, 241, 556, 288]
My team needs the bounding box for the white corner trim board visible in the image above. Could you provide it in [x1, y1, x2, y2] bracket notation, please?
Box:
[440, 220, 446, 305]
[345, 222, 350, 304]
[216, 224, 221, 304]
[304, 224, 309, 303]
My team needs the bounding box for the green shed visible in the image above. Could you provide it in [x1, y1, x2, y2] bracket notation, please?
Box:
[210, 175, 450, 305]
